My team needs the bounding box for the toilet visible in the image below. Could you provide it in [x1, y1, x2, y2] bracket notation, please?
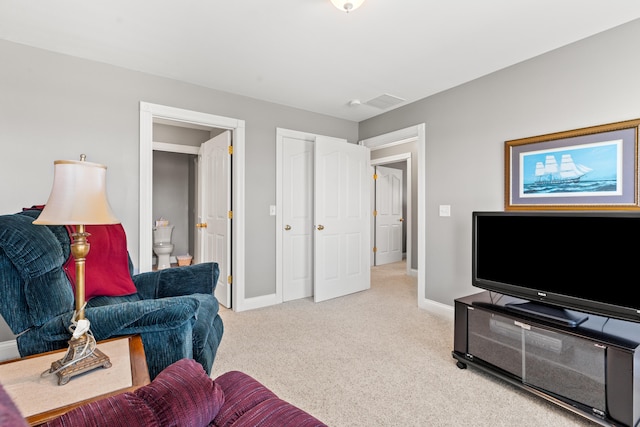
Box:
[153, 225, 174, 270]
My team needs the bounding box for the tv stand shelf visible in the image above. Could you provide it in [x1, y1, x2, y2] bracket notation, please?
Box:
[452, 291, 640, 427]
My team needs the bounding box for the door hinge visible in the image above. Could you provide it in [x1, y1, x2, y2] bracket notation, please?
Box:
[227, 275, 232, 284]
[228, 145, 233, 155]
[373, 247, 377, 253]
[373, 173, 378, 180]
[228, 210, 233, 219]
[373, 210, 377, 217]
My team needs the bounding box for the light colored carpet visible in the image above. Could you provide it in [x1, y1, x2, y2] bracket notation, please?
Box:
[211, 261, 596, 426]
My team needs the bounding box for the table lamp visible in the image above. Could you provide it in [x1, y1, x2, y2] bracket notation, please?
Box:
[33, 154, 120, 385]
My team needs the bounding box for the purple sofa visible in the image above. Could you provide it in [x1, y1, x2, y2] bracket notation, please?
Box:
[0, 359, 327, 427]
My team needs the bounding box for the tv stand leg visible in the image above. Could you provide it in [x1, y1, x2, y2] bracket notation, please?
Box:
[456, 361, 467, 369]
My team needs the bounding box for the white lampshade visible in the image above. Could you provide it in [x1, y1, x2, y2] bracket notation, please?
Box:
[33, 158, 120, 225]
[330, 0, 365, 13]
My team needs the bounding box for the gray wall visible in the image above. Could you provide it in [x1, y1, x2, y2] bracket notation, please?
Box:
[0, 39, 357, 340]
[359, 19, 640, 307]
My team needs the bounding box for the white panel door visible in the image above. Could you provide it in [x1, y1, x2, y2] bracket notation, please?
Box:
[282, 137, 314, 301]
[198, 131, 231, 308]
[314, 137, 370, 302]
[375, 165, 403, 265]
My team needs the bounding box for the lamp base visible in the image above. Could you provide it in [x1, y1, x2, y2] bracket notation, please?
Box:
[49, 335, 112, 385]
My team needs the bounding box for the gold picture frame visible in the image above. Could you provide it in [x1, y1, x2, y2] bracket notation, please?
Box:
[505, 118, 640, 211]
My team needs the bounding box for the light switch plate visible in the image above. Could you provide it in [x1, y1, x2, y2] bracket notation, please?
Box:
[269, 205, 276, 216]
[439, 205, 451, 217]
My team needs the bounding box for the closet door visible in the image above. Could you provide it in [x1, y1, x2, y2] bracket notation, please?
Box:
[282, 136, 314, 301]
[314, 136, 370, 302]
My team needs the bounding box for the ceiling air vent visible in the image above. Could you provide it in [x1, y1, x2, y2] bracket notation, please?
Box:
[364, 93, 405, 109]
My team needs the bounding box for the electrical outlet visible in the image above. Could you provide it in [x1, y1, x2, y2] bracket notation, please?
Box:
[439, 205, 451, 217]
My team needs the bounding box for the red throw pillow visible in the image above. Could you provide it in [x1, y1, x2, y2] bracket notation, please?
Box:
[63, 224, 137, 300]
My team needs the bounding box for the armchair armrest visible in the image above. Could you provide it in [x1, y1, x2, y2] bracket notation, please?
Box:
[132, 262, 219, 299]
[17, 296, 201, 356]
[86, 297, 201, 339]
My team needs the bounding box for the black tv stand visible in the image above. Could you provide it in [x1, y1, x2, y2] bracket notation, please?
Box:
[453, 291, 640, 427]
[504, 301, 588, 327]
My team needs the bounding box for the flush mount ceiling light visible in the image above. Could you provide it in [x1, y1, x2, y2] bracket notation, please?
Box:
[331, 0, 365, 13]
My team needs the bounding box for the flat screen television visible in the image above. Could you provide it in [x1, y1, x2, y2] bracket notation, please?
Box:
[472, 210, 640, 326]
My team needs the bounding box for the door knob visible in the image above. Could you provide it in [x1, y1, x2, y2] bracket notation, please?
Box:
[317, 225, 325, 230]
[196, 223, 208, 228]
[284, 225, 292, 231]
[399, 218, 404, 222]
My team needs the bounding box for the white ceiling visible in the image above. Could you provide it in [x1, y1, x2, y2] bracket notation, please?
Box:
[2, 1, 640, 122]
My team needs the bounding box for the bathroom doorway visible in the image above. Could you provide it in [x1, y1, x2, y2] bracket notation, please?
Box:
[140, 102, 245, 310]
[152, 150, 197, 266]
[151, 123, 231, 309]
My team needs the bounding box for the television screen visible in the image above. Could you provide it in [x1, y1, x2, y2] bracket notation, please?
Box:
[472, 211, 640, 324]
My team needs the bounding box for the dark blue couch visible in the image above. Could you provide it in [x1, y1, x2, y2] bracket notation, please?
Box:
[0, 209, 223, 379]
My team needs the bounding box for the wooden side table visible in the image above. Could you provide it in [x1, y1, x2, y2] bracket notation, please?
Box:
[0, 335, 150, 426]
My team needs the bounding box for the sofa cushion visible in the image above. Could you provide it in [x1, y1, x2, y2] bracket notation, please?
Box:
[212, 371, 327, 427]
[42, 392, 157, 427]
[42, 358, 224, 427]
[212, 370, 279, 427]
[225, 399, 329, 427]
[63, 224, 137, 300]
[135, 357, 224, 427]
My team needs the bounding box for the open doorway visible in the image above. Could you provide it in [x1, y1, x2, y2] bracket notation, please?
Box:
[152, 149, 198, 266]
[150, 123, 231, 308]
[139, 102, 246, 311]
[370, 150, 413, 276]
[360, 124, 426, 309]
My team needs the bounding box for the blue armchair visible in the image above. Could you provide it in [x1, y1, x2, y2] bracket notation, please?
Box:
[0, 209, 223, 379]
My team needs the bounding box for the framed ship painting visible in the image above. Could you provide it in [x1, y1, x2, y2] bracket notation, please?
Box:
[505, 118, 640, 211]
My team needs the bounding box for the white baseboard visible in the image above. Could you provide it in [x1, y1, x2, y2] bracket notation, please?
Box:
[420, 298, 454, 320]
[235, 293, 281, 312]
[0, 340, 19, 361]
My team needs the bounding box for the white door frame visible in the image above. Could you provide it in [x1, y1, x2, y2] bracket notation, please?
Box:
[139, 102, 247, 311]
[360, 124, 426, 309]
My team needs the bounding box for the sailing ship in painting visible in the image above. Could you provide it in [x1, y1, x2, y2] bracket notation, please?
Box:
[533, 154, 593, 185]
[524, 153, 616, 194]
[522, 141, 620, 195]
